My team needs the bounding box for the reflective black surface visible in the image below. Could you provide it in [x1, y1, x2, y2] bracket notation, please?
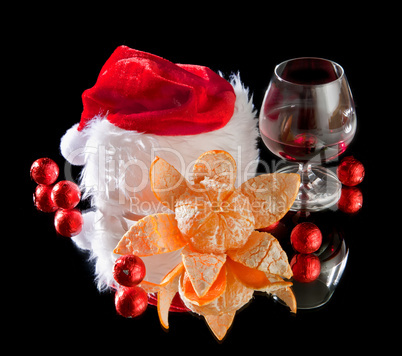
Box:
[15, 35, 388, 352]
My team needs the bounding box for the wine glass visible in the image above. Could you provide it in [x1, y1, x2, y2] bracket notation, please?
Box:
[259, 57, 357, 211]
[274, 226, 349, 309]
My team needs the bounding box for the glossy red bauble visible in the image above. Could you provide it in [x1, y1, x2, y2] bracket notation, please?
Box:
[290, 222, 322, 254]
[337, 156, 365, 186]
[54, 208, 83, 237]
[30, 158, 59, 185]
[290, 254, 321, 283]
[51, 180, 81, 209]
[33, 184, 58, 213]
[115, 286, 148, 318]
[338, 186, 363, 214]
[113, 255, 146, 287]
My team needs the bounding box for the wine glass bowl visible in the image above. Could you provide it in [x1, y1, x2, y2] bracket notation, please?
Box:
[260, 57, 356, 211]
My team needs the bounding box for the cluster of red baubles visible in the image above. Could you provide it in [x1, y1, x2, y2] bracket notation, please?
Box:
[337, 156, 365, 214]
[31, 158, 148, 318]
[31, 158, 83, 237]
[113, 255, 148, 318]
[289, 222, 322, 283]
[289, 156, 365, 283]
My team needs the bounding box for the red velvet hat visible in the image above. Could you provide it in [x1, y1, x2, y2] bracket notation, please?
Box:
[78, 46, 236, 136]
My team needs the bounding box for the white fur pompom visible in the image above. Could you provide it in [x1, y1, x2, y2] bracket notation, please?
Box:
[60, 123, 89, 166]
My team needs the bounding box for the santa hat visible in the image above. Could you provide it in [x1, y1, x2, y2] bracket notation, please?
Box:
[61, 46, 243, 164]
[80, 46, 236, 135]
[60, 45, 260, 290]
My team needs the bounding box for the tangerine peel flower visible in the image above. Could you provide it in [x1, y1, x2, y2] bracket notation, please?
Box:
[114, 150, 300, 340]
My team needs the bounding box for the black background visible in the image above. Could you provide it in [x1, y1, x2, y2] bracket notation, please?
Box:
[12, 25, 394, 352]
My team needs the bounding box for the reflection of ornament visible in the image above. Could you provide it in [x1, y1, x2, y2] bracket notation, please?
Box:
[33, 184, 58, 213]
[290, 254, 321, 283]
[290, 222, 322, 254]
[54, 209, 83, 237]
[51, 181, 81, 209]
[148, 292, 189, 312]
[337, 156, 365, 186]
[113, 255, 146, 287]
[30, 158, 59, 185]
[114, 150, 300, 340]
[260, 220, 280, 232]
[285, 227, 349, 310]
[338, 186, 363, 214]
[115, 286, 148, 318]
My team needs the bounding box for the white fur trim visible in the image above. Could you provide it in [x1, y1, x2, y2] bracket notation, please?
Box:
[64, 73, 260, 291]
[60, 123, 89, 166]
[71, 209, 96, 251]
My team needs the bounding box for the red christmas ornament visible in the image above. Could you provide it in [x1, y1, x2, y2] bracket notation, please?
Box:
[33, 184, 58, 213]
[113, 255, 146, 287]
[115, 286, 148, 318]
[51, 180, 81, 209]
[338, 186, 363, 214]
[30, 158, 59, 185]
[290, 222, 322, 254]
[290, 254, 321, 283]
[54, 208, 83, 237]
[337, 156, 365, 186]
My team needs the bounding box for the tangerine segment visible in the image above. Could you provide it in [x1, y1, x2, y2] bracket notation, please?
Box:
[175, 189, 215, 239]
[199, 177, 234, 203]
[262, 274, 293, 293]
[175, 189, 255, 254]
[181, 265, 226, 307]
[226, 257, 271, 290]
[204, 312, 236, 341]
[140, 280, 162, 294]
[175, 189, 223, 253]
[157, 263, 185, 329]
[217, 190, 255, 250]
[160, 262, 185, 285]
[192, 150, 237, 186]
[273, 287, 297, 314]
[113, 213, 186, 256]
[239, 173, 300, 229]
[228, 258, 293, 292]
[181, 245, 226, 298]
[181, 266, 254, 316]
[227, 231, 292, 279]
[150, 156, 190, 212]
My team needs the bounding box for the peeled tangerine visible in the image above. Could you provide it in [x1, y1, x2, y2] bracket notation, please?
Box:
[114, 150, 300, 341]
[175, 187, 255, 254]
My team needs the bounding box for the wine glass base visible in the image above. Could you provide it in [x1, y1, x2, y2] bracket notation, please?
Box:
[276, 164, 341, 212]
[274, 232, 349, 310]
[274, 279, 334, 310]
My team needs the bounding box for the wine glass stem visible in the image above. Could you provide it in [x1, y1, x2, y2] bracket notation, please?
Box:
[276, 162, 341, 212]
[298, 163, 315, 207]
[298, 163, 313, 185]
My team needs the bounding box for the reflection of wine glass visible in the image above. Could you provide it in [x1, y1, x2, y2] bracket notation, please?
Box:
[260, 58, 357, 211]
[274, 226, 349, 310]
[289, 227, 348, 309]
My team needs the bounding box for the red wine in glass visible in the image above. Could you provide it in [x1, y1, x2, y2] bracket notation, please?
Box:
[260, 105, 354, 163]
[259, 58, 357, 211]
